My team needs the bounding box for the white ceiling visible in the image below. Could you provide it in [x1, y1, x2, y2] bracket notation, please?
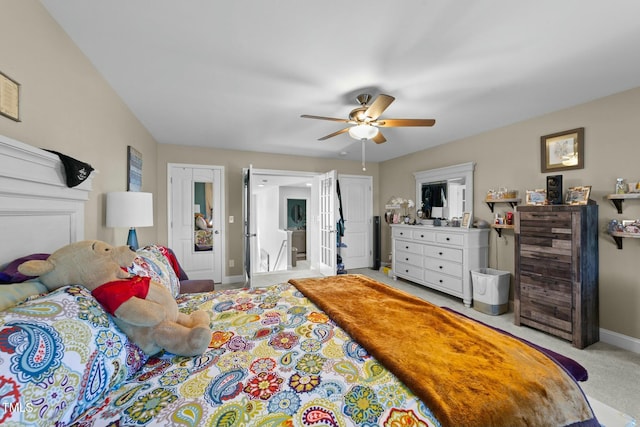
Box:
[41, 0, 640, 163]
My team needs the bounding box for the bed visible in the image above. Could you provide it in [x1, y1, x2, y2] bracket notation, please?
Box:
[0, 134, 599, 426]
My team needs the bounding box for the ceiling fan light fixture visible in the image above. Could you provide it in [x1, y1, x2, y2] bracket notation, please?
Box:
[348, 124, 379, 140]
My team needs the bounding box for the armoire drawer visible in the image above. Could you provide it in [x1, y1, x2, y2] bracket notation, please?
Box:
[424, 246, 463, 263]
[424, 258, 463, 278]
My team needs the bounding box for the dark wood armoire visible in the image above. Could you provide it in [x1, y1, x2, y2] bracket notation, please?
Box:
[514, 202, 599, 349]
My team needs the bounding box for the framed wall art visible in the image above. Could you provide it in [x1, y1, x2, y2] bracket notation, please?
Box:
[540, 127, 584, 172]
[565, 186, 591, 205]
[526, 189, 547, 205]
[127, 146, 143, 191]
[0, 71, 20, 122]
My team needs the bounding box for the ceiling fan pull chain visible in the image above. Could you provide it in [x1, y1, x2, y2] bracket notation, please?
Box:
[361, 139, 366, 171]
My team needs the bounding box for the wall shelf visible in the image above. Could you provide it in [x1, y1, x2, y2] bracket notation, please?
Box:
[609, 231, 640, 249]
[491, 224, 514, 237]
[606, 193, 640, 214]
[485, 198, 521, 213]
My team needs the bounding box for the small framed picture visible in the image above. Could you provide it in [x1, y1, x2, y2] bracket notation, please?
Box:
[541, 127, 584, 172]
[0, 71, 20, 122]
[565, 186, 591, 205]
[461, 212, 472, 228]
[127, 146, 143, 192]
[526, 189, 547, 205]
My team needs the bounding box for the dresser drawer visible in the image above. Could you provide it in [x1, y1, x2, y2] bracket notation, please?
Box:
[412, 230, 436, 242]
[395, 251, 424, 268]
[394, 262, 423, 282]
[393, 228, 412, 239]
[395, 240, 424, 255]
[424, 246, 463, 263]
[425, 270, 463, 294]
[435, 232, 464, 246]
[424, 258, 463, 277]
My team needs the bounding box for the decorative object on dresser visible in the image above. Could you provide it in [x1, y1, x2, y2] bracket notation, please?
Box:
[546, 174, 563, 204]
[391, 224, 489, 307]
[514, 203, 599, 349]
[565, 185, 591, 205]
[525, 189, 547, 205]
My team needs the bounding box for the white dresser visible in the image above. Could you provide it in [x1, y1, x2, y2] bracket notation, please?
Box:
[391, 224, 489, 306]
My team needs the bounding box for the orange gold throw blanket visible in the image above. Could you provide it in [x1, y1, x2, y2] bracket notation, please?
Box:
[290, 274, 596, 427]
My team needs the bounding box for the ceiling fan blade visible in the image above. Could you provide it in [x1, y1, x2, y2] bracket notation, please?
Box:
[373, 131, 386, 144]
[377, 118, 436, 127]
[301, 114, 349, 123]
[364, 94, 395, 120]
[318, 127, 350, 141]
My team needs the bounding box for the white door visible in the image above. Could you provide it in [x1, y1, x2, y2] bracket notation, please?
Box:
[339, 175, 372, 269]
[316, 170, 337, 276]
[168, 164, 223, 282]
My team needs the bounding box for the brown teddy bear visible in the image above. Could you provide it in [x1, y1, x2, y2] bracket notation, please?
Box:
[18, 240, 212, 357]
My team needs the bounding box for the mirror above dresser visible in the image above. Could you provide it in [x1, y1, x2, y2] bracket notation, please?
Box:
[414, 162, 475, 221]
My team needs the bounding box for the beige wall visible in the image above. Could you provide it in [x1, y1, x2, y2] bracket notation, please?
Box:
[380, 87, 640, 339]
[2, 1, 638, 341]
[0, 0, 158, 247]
[157, 144, 379, 277]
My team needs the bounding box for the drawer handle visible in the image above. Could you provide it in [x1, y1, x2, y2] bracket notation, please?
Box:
[446, 237, 450, 241]
[405, 246, 409, 249]
[405, 257, 409, 261]
[438, 252, 443, 256]
[439, 279, 443, 283]
[420, 234, 424, 238]
[405, 269, 409, 273]
[439, 265, 443, 269]
[400, 232, 404, 236]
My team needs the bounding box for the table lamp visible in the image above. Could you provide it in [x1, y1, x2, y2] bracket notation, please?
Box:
[106, 191, 153, 250]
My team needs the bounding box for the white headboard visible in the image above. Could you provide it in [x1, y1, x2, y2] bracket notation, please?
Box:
[0, 134, 93, 263]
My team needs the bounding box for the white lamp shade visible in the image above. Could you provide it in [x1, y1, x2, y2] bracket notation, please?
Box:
[348, 124, 379, 140]
[106, 192, 154, 228]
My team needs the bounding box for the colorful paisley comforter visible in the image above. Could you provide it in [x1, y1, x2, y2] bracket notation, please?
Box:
[67, 282, 435, 426]
[0, 278, 596, 426]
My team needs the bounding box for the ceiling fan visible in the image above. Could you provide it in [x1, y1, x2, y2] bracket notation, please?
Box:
[301, 93, 436, 144]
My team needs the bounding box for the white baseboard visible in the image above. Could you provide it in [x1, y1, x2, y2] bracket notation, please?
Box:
[600, 328, 640, 354]
[222, 274, 244, 285]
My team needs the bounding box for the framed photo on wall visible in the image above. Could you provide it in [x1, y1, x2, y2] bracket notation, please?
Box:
[540, 127, 584, 172]
[0, 71, 20, 122]
[127, 146, 143, 191]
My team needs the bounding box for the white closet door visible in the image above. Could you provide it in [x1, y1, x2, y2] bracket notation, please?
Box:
[339, 175, 372, 269]
[169, 165, 223, 283]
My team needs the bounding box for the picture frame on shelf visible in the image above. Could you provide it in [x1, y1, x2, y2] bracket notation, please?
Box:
[461, 212, 472, 228]
[540, 127, 584, 173]
[565, 186, 591, 205]
[526, 189, 547, 205]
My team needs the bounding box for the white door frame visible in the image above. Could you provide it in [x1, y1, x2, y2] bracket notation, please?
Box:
[167, 163, 225, 283]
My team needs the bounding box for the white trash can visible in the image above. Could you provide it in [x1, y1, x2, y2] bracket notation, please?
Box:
[471, 268, 510, 315]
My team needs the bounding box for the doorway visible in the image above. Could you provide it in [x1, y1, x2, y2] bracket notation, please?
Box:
[168, 164, 224, 283]
[243, 168, 372, 287]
